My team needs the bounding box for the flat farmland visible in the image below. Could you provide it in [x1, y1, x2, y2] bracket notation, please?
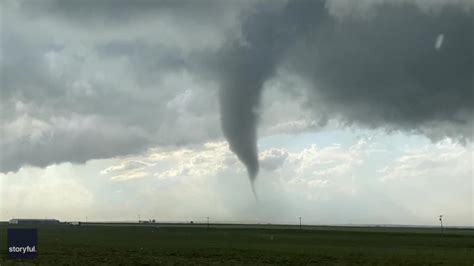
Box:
[0, 223, 473, 265]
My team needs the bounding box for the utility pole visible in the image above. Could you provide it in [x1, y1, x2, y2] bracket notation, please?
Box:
[207, 216, 210, 230]
[138, 214, 141, 223]
[439, 215, 444, 234]
[299, 217, 302, 230]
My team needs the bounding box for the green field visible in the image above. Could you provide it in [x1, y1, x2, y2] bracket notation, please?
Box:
[1, 223, 473, 265]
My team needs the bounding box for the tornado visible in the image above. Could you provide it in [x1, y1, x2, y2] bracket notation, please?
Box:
[219, 74, 264, 197]
[217, 4, 287, 193]
[217, 0, 327, 192]
[218, 43, 272, 196]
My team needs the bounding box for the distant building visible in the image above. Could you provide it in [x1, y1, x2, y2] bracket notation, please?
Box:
[9, 219, 60, 225]
[139, 219, 156, 224]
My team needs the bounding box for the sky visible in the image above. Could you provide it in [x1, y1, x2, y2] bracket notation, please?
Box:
[0, 0, 473, 226]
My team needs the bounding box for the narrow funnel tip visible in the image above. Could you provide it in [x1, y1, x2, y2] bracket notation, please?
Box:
[250, 179, 259, 202]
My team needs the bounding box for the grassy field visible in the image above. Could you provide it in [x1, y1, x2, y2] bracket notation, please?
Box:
[0, 223, 473, 265]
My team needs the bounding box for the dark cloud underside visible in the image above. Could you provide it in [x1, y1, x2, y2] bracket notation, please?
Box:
[1, 0, 472, 175]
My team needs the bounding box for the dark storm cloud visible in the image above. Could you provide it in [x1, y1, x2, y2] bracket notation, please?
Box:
[2, 121, 150, 173]
[285, 2, 473, 136]
[0, 0, 230, 173]
[1, 0, 472, 175]
[19, 0, 243, 25]
[216, 0, 473, 181]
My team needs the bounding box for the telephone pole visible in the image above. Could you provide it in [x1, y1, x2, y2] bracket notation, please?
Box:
[439, 215, 444, 234]
[299, 217, 302, 230]
[207, 216, 210, 230]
